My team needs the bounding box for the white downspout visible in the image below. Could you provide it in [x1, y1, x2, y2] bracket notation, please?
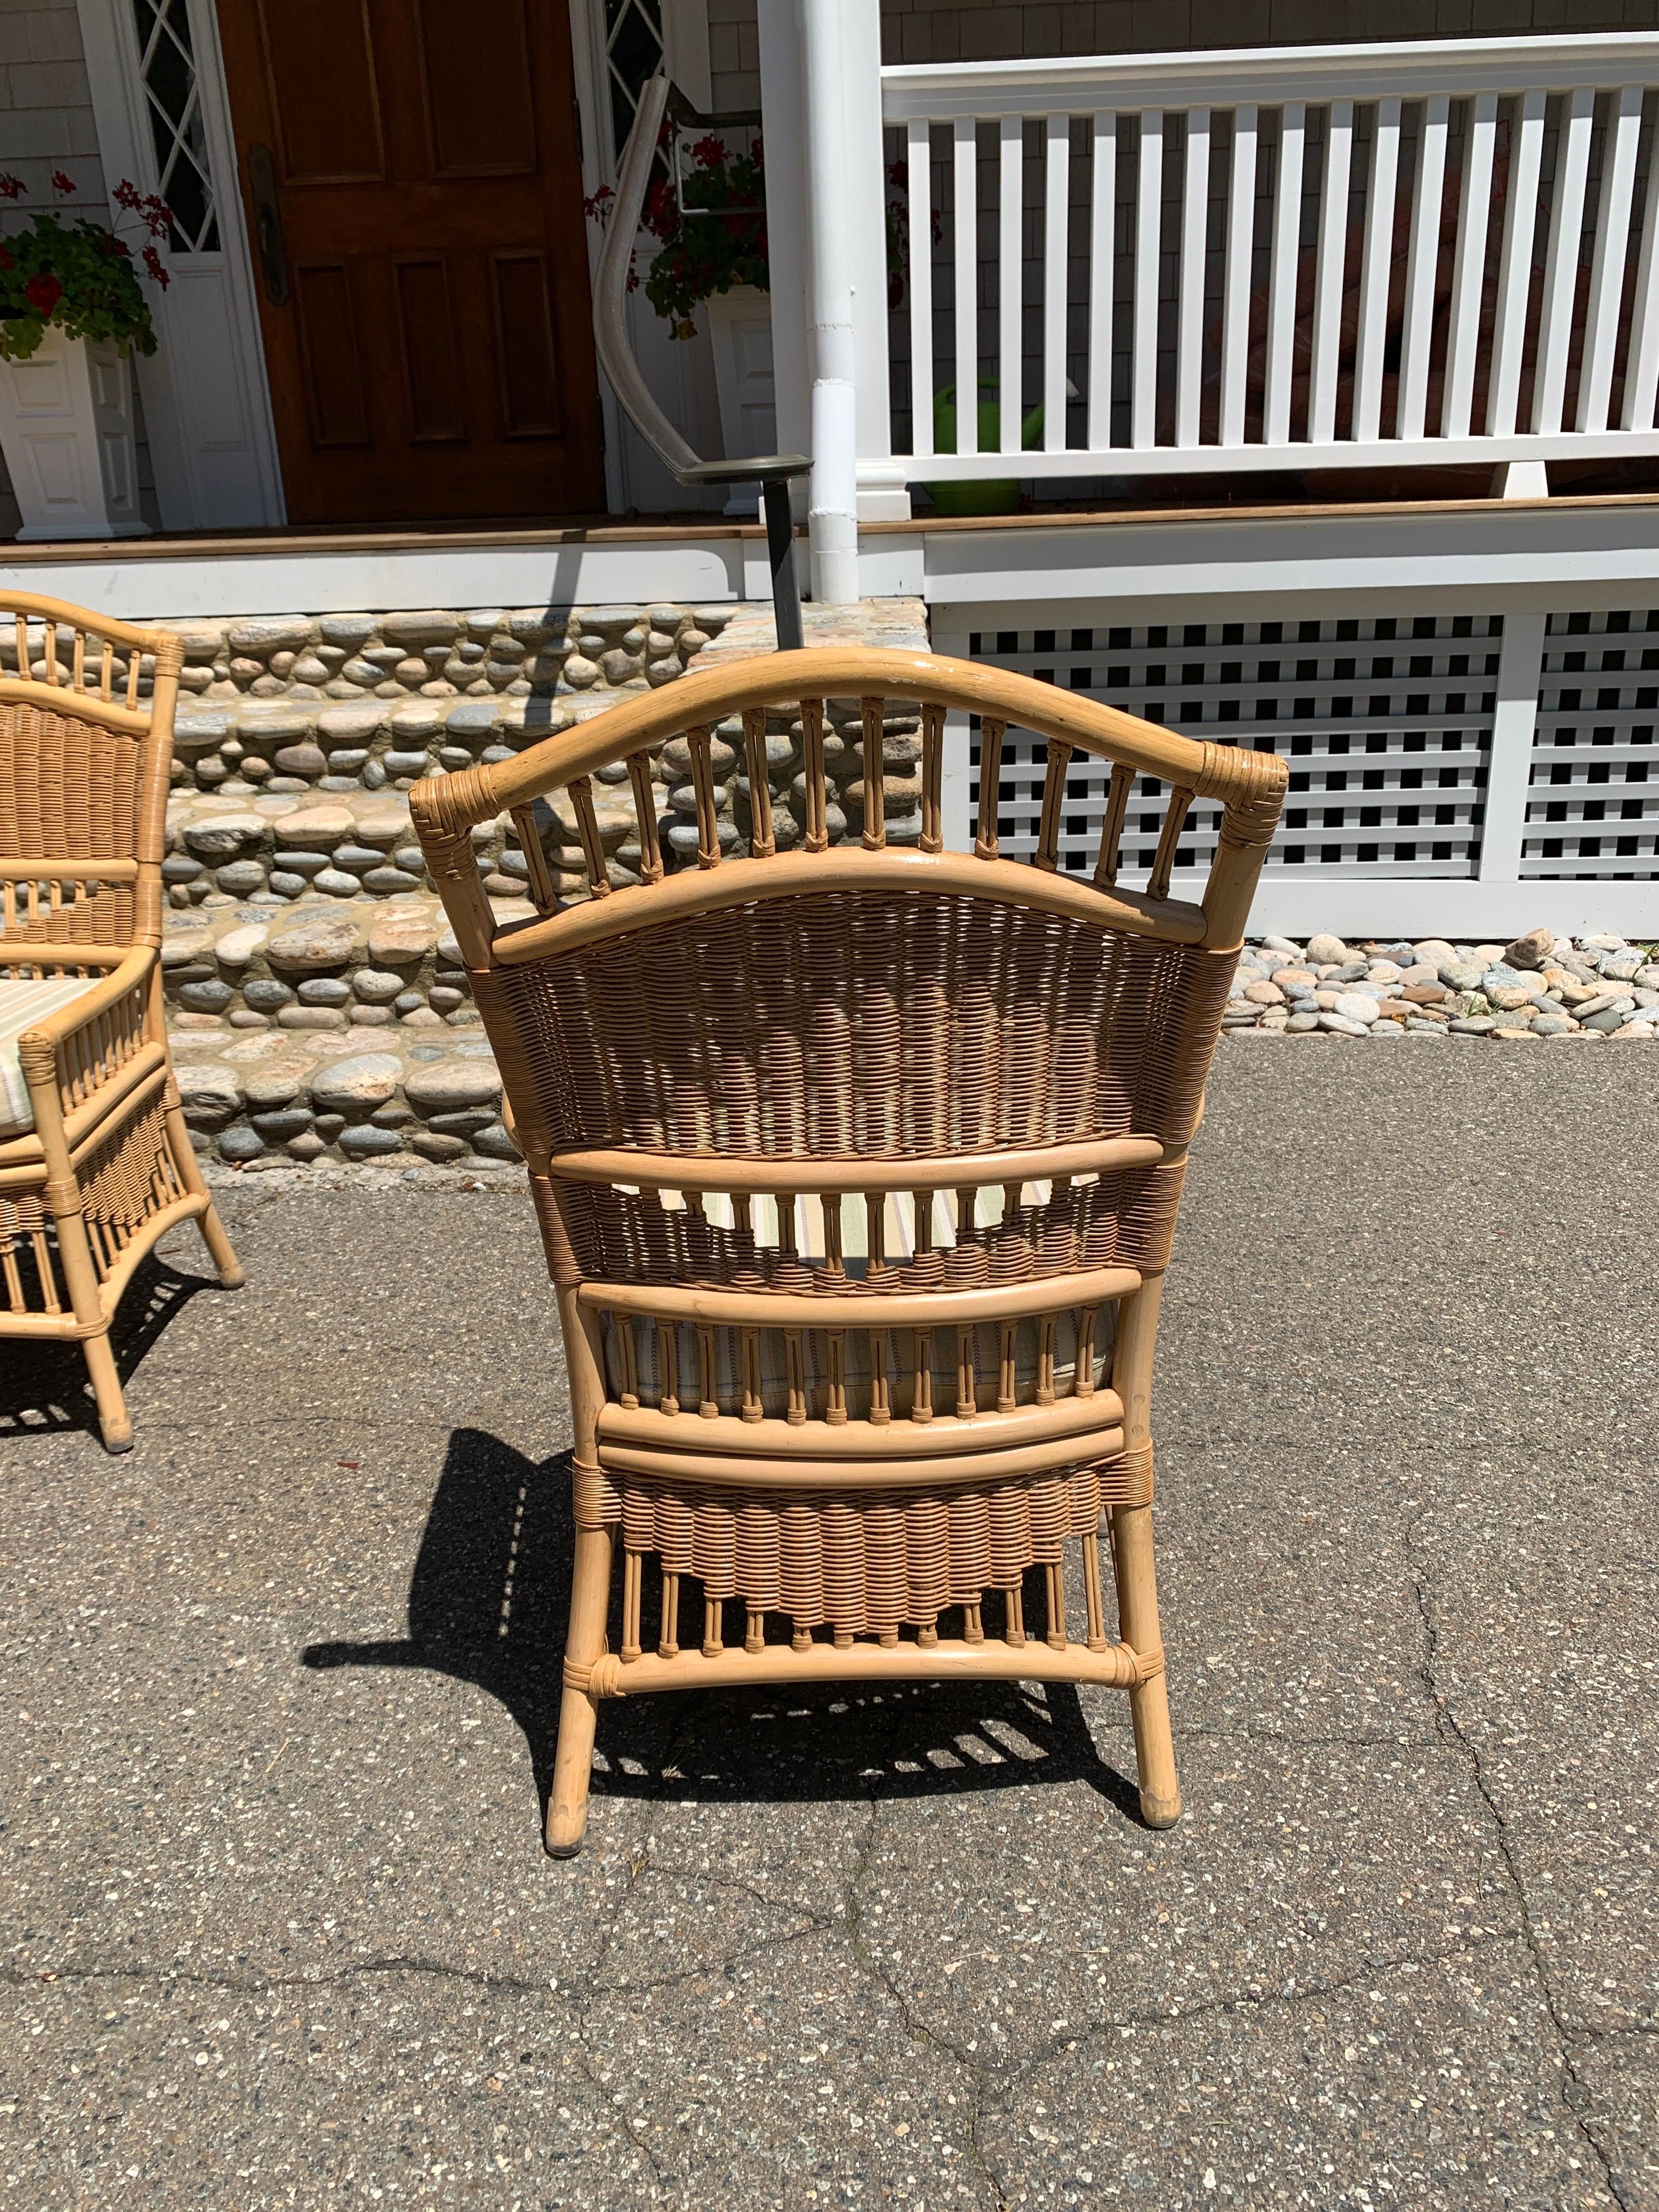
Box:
[801, 0, 861, 606]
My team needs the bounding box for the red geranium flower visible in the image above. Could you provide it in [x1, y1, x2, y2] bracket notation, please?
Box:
[142, 243, 169, 289]
[49, 170, 75, 196]
[0, 173, 24, 201]
[114, 178, 143, 211]
[25, 271, 62, 315]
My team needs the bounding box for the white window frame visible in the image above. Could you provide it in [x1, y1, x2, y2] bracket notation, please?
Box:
[76, 0, 284, 530]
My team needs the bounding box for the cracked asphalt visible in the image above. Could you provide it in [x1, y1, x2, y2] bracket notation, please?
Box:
[2, 1039, 1655, 2209]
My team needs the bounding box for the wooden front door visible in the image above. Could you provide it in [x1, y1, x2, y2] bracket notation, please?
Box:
[216, 0, 605, 526]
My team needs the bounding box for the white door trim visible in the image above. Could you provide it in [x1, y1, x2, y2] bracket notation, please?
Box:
[75, 0, 284, 530]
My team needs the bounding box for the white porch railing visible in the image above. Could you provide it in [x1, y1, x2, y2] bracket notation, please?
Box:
[881, 33, 1659, 484]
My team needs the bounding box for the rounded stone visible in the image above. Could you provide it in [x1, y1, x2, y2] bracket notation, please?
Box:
[214, 860, 268, 897]
[348, 967, 403, 1004]
[338, 1123, 406, 1157]
[298, 977, 353, 1006]
[403, 1059, 503, 1115]
[213, 923, 269, 969]
[312, 869, 362, 898]
[241, 983, 295, 1020]
[182, 812, 267, 860]
[1331, 992, 1381, 1025]
[175, 1064, 242, 1126]
[1439, 959, 1486, 991]
[286, 1132, 327, 1160]
[267, 914, 360, 972]
[176, 979, 234, 1014]
[278, 1005, 348, 1032]
[162, 854, 204, 884]
[217, 1125, 266, 1162]
[310, 1053, 403, 1114]
[267, 872, 307, 899]
[274, 743, 327, 778]
[470, 1121, 520, 1159]
[249, 1106, 314, 1139]
[393, 990, 426, 1015]
[410, 1130, 469, 1161]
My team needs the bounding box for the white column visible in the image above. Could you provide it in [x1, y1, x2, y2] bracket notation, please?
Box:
[757, 2, 811, 513]
[841, 0, 908, 521]
[801, 0, 866, 603]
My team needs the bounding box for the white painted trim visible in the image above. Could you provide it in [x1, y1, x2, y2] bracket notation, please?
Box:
[75, 0, 284, 530]
[910, 430, 1659, 482]
[566, 0, 628, 513]
[661, 0, 712, 114]
[1478, 611, 1546, 884]
[880, 33, 1659, 119]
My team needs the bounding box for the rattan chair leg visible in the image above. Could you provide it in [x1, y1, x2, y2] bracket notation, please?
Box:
[545, 1521, 615, 1858]
[1109, 1276, 1180, 1828]
[163, 1096, 244, 1288]
[50, 1196, 133, 1452]
[80, 1321, 132, 1454]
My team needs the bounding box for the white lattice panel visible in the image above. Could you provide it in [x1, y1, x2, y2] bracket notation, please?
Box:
[1522, 611, 1659, 880]
[963, 615, 1499, 881]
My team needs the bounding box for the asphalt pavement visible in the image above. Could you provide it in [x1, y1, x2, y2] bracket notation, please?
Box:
[2, 1038, 1655, 2209]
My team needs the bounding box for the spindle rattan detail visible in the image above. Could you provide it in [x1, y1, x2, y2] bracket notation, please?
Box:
[0, 592, 242, 1451]
[411, 646, 1286, 1854]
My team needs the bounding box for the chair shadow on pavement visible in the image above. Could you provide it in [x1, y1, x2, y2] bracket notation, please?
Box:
[0, 1254, 210, 1443]
[304, 1426, 1144, 1829]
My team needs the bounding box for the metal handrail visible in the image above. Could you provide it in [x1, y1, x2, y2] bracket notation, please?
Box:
[594, 72, 809, 649]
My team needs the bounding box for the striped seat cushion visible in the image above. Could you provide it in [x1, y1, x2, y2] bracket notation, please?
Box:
[0, 976, 100, 1138]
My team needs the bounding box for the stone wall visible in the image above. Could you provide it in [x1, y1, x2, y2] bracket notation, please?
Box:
[152, 594, 932, 1173]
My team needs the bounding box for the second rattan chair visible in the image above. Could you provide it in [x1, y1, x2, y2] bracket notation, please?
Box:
[0, 592, 242, 1450]
[413, 648, 1285, 1853]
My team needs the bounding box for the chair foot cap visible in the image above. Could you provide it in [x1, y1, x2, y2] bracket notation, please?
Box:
[1139, 1791, 1182, 1829]
[101, 1431, 135, 1454]
[218, 1265, 246, 1290]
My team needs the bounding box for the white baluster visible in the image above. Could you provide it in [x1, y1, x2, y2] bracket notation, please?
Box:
[1133, 110, 1162, 450]
[1488, 88, 1546, 437]
[907, 116, 935, 458]
[1087, 110, 1117, 451]
[1310, 98, 1353, 446]
[999, 112, 1024, 457]
[1532, 85, 1594, 435]
[1578, 85, 1644, 434]
[1176, 106, 1210, 448]
[1621, 96, 1659, 433]
[1353, 97, 1401, 444]
[1046, 115, 1072, 452]
[1442, 92, 1495, 440]
[1264, 101, 1306, 446]
[1220, 104, 1258, 448]
[953, 115, 978, 456]
[1397, 95, 1448, 442]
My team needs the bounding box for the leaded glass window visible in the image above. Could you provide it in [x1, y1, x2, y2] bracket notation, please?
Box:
[603, 0, 665, 170]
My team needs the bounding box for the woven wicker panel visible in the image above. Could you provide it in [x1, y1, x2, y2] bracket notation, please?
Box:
[78, 1093, 181, 1254]
[0, 702, 142, 862]
[483, 888, 1229, 1166]
[597, 1464, 1146, 1636]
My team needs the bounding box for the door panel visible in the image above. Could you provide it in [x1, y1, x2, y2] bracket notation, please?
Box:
[216, 0, 604, 524]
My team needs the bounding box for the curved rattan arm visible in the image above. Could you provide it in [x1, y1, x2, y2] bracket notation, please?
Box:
[17, 943, 158, 1144]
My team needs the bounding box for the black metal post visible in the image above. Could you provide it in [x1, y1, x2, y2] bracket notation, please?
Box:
[760, 472, 804, 653]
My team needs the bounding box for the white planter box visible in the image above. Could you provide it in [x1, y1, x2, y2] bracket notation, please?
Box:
[702, 285, 776, 516]
[0, 328, 149, 541]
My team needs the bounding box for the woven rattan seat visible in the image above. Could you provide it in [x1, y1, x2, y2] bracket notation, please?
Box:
[0, 592, 242, 1450]
[412, 646, 1286, 1853]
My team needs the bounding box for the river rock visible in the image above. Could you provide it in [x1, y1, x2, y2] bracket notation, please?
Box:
[266, 913, 360, 972]
[310, 1053, 402, 1114]
[403, 1059, 504, 1115]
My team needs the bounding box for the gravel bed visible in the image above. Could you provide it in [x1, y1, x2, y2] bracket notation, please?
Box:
[1220, 926, 1659, 1040]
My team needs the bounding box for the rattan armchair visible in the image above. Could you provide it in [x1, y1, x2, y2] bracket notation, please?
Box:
[411, 649, 1286, 1854]
[0, 592, 241, 1451]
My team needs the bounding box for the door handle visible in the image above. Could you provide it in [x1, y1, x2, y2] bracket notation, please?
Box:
[247, 143, 289, 305]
